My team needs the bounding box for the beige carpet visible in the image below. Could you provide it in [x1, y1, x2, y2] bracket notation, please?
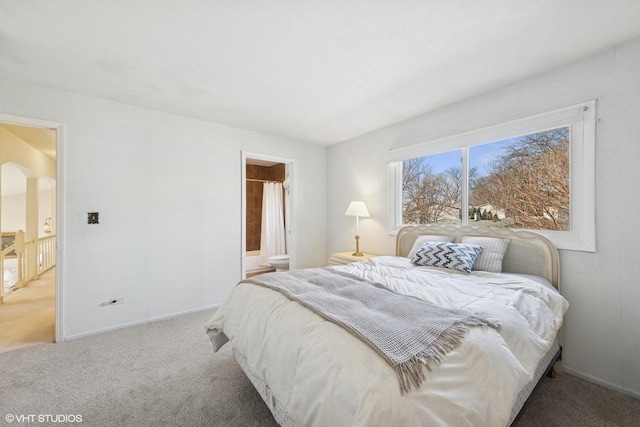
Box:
[1, 309, 638, 427]
[0, 268, 55, 354]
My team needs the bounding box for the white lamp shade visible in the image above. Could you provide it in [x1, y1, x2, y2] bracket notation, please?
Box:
[345, 201, 370, 217]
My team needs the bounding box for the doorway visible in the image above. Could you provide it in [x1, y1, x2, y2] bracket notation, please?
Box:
[0, 114, 64, 350]
[241, 151, 295, 279]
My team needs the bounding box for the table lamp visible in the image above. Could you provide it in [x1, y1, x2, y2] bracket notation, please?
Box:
[344, 201, 370, 256]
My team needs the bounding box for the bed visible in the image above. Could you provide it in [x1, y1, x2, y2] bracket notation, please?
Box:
[205, 225, 569, 426]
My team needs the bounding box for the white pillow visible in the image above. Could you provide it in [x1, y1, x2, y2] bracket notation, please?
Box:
[411, 241, 483, 273]
[461, 236, 510, 273]
[407, 235, 455, 259]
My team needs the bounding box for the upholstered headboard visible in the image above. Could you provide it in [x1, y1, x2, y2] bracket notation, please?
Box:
[396, 225, 560, 289]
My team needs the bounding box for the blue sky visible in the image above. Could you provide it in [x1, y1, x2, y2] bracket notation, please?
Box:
[419, 139, 511, 177]
[417, 127, 569, 177]
[469, 139, 511, 175]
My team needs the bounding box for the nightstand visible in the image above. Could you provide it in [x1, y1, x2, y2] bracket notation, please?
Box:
[328, 251, 377, 266]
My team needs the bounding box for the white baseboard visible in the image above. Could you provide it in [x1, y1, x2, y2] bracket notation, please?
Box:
[563, 367, 640, 400]
[64, 304, 220, 341]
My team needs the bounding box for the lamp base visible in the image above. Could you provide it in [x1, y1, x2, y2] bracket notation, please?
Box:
[352, 235, 363, 257]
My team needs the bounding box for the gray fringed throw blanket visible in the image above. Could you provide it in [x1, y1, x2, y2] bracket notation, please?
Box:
[243, 267, 501, 394]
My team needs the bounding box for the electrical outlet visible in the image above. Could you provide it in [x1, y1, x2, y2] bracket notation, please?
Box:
[100, 297, 125, 306]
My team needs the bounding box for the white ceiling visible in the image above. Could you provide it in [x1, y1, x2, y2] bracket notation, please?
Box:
[1, 1, 640, 145]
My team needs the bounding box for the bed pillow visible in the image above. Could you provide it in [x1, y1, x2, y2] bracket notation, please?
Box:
[461, 236, 510, 273]
[411, 241, 483, 273]
[407, 235, 455, 259]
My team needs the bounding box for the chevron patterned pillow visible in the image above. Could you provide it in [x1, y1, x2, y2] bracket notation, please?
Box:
[411, 241, 484, 273]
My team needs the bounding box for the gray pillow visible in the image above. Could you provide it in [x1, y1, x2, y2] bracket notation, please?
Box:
[461, 236, 510, 273]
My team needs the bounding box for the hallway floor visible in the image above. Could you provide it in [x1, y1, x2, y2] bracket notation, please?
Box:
[0, 267, 55, 354]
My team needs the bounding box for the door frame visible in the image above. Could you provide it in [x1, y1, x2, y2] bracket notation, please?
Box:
[241, 151, 295, 279]
[0, 113, 65, 343]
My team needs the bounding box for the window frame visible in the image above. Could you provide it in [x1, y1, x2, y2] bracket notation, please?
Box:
[387, 101, 596, 252]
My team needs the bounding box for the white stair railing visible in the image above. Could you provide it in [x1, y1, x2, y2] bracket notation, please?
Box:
[37, 235, 56, 276]
[1, 231, 55, 303]
[1, 231, 25, 302]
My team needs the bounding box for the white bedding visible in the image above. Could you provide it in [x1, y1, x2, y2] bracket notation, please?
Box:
[206, 256, 569, 427]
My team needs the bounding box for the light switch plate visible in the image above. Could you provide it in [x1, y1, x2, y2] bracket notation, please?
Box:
[88, 212, 99, 224]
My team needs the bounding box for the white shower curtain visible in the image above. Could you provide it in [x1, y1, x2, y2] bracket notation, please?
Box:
[260, 182, 286, 266]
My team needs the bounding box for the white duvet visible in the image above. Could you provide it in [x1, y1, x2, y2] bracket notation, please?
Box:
[206, 256, 569, 427]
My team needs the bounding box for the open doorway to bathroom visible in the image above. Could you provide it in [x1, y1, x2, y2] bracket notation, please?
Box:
[1, 119, 59, 353]
[242, 152, 294, 279]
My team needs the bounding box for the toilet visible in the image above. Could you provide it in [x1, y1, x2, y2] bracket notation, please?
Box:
[268, 254, 290, 272]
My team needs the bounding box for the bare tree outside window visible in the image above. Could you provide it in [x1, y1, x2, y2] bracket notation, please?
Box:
[401, 127, 570, 231]
[470, 127, 570, 230]
[402, 151, 472, 226]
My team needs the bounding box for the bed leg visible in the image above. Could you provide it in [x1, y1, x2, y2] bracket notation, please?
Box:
[547, 367, 557, 378]
[546, 346, 563, 378]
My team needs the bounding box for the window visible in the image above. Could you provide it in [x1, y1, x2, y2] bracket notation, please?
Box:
[388, 101, 595, 252]
[402, 150, 462, 226]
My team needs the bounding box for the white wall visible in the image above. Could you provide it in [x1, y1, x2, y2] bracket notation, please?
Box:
[1, 125, 57, 235]
[37, 184, 54, 237]
[328, 37, 640, 398]
[0, 80, 327, 339]
[1, 187, 52, 235]
[1, 192, 26, 231]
